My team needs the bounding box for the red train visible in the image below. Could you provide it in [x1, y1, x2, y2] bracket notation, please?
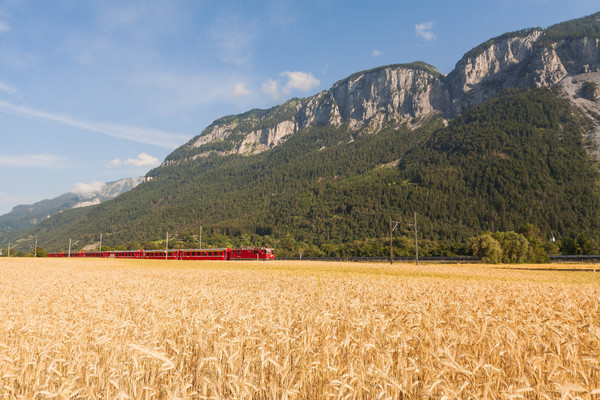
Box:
[47, 247, 275, 260]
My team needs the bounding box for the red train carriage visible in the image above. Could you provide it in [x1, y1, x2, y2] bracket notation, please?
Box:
[228, 248, 275, 260]
[47, 247, 275, 260]
[47, 251, 84, 257]
[141, 250, 180, 260]
[109, 250, 143, 259]
[80, 251, 110, 258]
[179, 249, 228, 260]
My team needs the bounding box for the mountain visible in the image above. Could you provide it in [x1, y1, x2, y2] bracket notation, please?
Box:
[0, 177, 145, 233]
[167, 14, 600, 166]
[3, 13, 600, 254]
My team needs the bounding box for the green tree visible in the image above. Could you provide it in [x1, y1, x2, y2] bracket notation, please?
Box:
[471, 234, 503, 264]
[517, 224, 557, 263]
[492, 231, 529, 263]
[29, 247, 47, 257]
[127, 241, 141, 250]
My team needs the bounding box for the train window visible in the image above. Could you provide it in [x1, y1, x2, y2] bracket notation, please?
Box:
[237, 250, 241, 255]
[254, 250, 258, 254]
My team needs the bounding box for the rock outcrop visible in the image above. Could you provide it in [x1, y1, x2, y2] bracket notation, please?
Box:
[165, 13, 600, 165]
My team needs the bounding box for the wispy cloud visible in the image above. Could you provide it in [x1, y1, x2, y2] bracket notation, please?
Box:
[209, 15, 257, 66]
[262, 79, 280, 100]
[131, 70, 245, 117]
[415, 21, 436, 41]
[0, 154, 65, 167]
[110, 153, 160, 168]
[262, 71, 320, 100]
[0, 20, 10, 33]
[0, 80, 18, 95]
[0, 100, 189, 149]
[372, 49, 382, 57]
[231, 82, 250, 98]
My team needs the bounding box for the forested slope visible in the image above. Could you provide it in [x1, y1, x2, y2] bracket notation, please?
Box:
[12, 88, 599, 253]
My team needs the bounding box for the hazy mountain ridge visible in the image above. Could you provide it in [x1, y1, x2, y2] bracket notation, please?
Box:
[0, 177, 145, 233]
[167, 13, 600, 166]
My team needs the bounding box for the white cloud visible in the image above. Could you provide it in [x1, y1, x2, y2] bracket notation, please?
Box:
[110, 153, 160, 168]
[70, 181, 106, 197]
[281, 71, 320, 94]
[0, 154, 65, 167]
[0, 80, 18, 95]
[372, 49, 382, 57]
[415, 21, 436, 41]
[0, 100, 189, 149]
[0, 21, 10, 33]
[231, 82, 250, 98]
[262, 79, 280, 100]
[261, 71, 320, 101]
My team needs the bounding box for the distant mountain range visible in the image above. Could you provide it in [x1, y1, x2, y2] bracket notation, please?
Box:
[0, 177, 144, 233]
[2, 12, 600, 253]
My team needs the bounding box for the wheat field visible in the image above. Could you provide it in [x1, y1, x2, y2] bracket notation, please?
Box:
[0, 258, 599, 399]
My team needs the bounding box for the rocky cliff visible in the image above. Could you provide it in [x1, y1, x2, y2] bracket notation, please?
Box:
[165, 12, 600, 165]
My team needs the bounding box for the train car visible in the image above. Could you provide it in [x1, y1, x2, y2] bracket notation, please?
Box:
[179, 248, 229, 260]
[47, 247, 275, 260]
[228, 247, 275, 260]
[141, 249, 180, 260]
[109, 250, 143, 259]
[47, 251, 83, 257]
[80, 251, 110, 258]
[47, 252, 68, 257]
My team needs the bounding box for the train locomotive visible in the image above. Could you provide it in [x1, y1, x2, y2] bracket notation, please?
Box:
[48, 247, 275, 260]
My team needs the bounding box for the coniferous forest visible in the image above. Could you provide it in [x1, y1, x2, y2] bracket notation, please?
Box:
[4, 87, 599, 258]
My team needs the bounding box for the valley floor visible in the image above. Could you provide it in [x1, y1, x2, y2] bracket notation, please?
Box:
[0, 259, 599, 398]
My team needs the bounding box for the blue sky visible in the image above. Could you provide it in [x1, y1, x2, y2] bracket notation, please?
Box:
[0, 0, 598, 215]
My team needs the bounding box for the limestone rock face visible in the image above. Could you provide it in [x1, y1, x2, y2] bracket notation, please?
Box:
[446, 35, 600, 111]
[446, 31, 544, 100]
[166, 14, 600, 165]
[329, 67, 451, 128]
[169, 64, 451, 163]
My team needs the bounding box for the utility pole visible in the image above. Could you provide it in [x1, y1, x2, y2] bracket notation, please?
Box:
[8, 242, 15, 257]
[34, 238, 37, 258]
[99, 233, 102, 252]
[407, 212, 419, 266]
[165, 232, 177, 260]
[389, 217, 401, 264]
[191, 226, 203, 250]
[68, 239, 79, 258]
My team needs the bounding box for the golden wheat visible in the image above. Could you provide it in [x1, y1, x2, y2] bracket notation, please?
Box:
[0, 258, 599, 399]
